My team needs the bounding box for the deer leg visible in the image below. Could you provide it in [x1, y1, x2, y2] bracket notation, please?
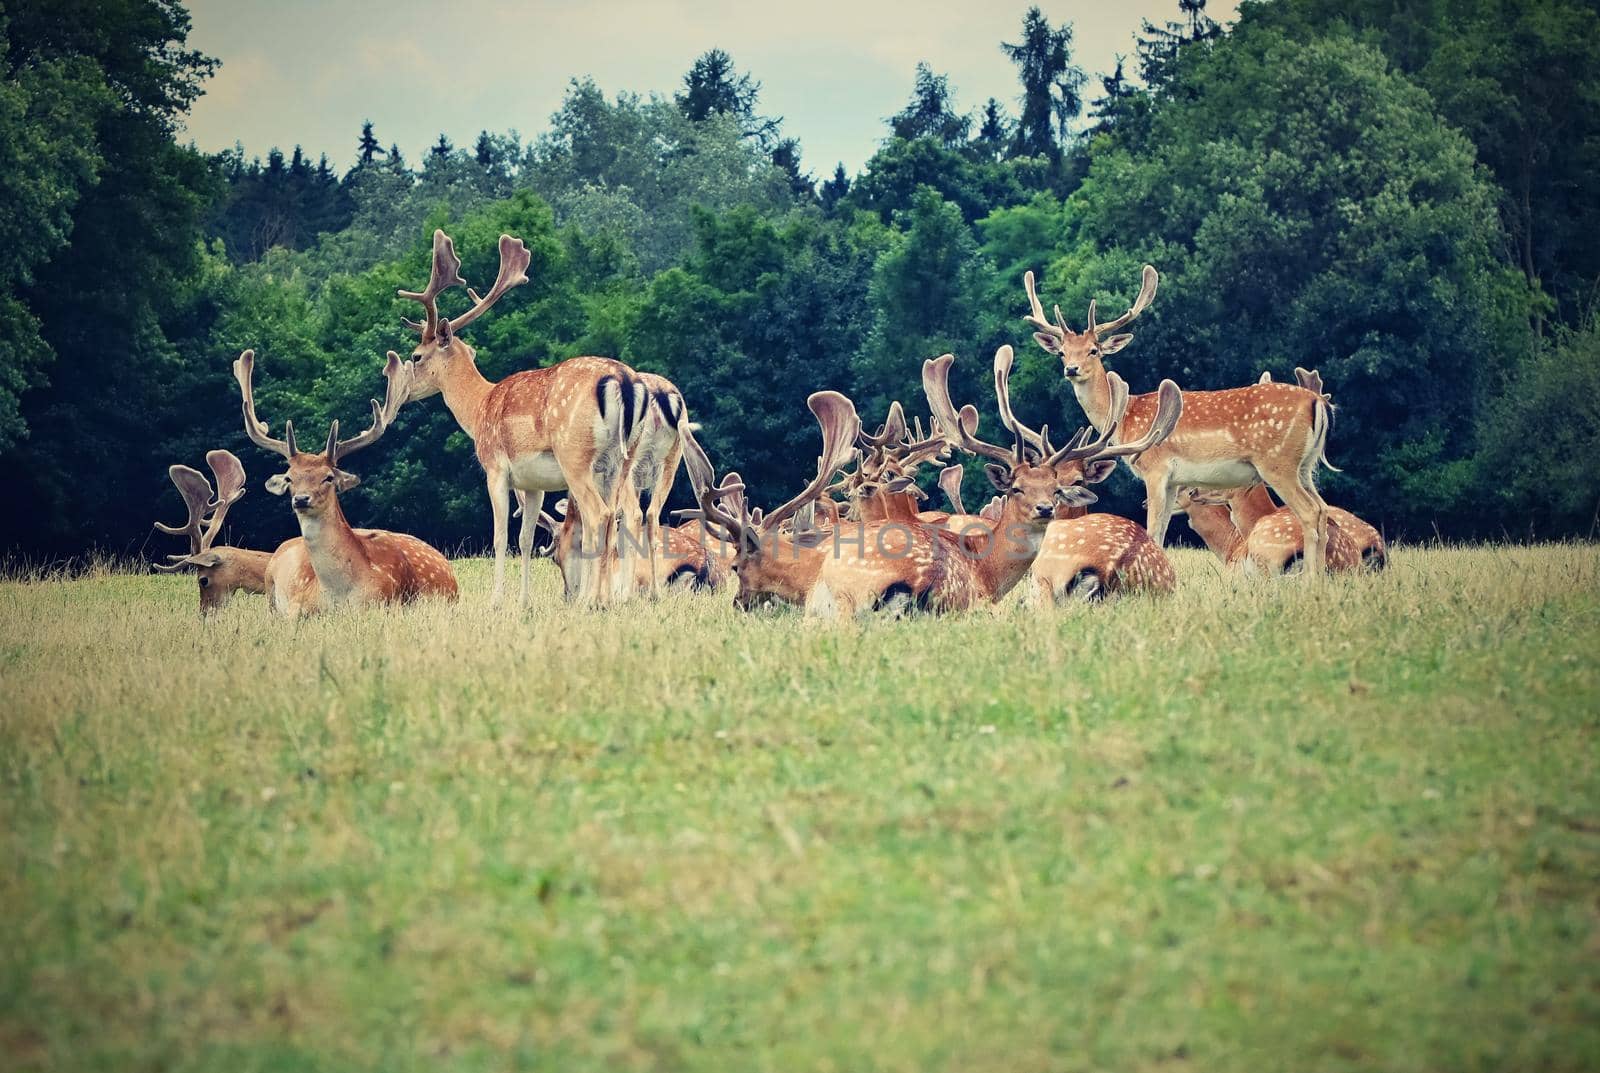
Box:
[517, 489, 544, 607]
[486, 469, 512, 607]
[566, 479, 612, 608]
[1143, 469, 1177, 547]
[1275, 478, 1330, 579]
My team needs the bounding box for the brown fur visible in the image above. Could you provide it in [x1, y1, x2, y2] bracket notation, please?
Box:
[1030, 513, 1176, 603]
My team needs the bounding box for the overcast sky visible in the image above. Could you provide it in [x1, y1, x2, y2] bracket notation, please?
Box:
[183, 0, 1238, 175]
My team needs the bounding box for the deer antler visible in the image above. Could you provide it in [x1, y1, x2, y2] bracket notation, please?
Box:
[233, 350, 293, 459]
[398, 229, 467, 337]
[1022, 270, 1065, 346]
[1088, 264, 1158, 337]
[1294, 367, 1326, 397]
[447, 233, 531, 334]
[762, 392, 862, 531]
[937, 464, 966, 515]
[993, 345, 1048, 460]
[153, 450, 248, 571]
[1047, 374, 1183, 465]
[858, 401, 908, 449]
[329, 352, 411, 462]
[923, 353, 1015, 464]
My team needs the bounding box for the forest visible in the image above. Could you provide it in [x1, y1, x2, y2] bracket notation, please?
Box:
[3, 0, 1598, 561]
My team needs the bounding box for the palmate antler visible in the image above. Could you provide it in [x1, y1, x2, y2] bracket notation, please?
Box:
[1044, 373, 1183, 466]
[922, 353, 1017, 465]
[399, 230, 531, 339]
[680, 394, 860, 551]
[1024, 265, 1159, 343]
[232, 349, 411, 463]
[152, 450, 247, 571]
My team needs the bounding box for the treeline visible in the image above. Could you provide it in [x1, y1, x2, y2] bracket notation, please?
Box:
[3, 0, 1598, 562]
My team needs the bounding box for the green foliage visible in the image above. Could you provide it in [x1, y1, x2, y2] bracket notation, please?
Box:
[1002, 6, 1086, 163]
[1241, 0, 1600, 329]
[1476, 324, 1600, 535]
[1043, 28, 1528, 533]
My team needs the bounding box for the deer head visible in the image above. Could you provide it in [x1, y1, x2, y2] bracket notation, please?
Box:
[152, 449, 250, 612]
[398, 229, 531, 400]
[923, 348, 1182, 525]
[233, 349, 410, 521]
[1023, 265, 1158, 385]
[678, 394, 860, 611]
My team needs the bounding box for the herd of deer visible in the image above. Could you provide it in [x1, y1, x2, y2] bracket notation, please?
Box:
[153, 228, 1386, 618]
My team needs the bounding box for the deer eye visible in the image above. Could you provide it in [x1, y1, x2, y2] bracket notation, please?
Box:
[198, 576, 210, 588]
[323, 474, 335, 484]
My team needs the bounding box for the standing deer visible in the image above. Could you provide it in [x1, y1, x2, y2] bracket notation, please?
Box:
[234, 350, 459, 616]
[151, 449, 271, 612]
[398, 228, 654, 607]
[1023, 266, 1336, 574]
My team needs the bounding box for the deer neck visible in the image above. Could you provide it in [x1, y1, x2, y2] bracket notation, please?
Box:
[294, 497, 371, 598]
[1185, 505, 1245, 562]
[1229, 486, 1277, 536]
[754, 539, 825, 605]
[969, 498, 1049, 600]
[437, 358, 495, 442]
[1072, 368, 1119, 438]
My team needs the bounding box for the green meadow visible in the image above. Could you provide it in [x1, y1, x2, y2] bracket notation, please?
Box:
[1, 544, 1597, 1071]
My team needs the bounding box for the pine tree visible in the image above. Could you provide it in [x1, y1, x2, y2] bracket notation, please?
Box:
[889, 63, 971, 148]
[1001, 7, 1086, 162]
[432, 133, 452, 159]
[1137, 0, 1220, 91]
[1088, 56, 1139, 137]
[819, 164, 850, 213]
[971, 98, 1010, 160]
[676, 49, 780, 144]
[357, 120, 383, 165]
[770, 138, 814, 199]
[387, 143, 407, 172]
[474, 131, 495, 167]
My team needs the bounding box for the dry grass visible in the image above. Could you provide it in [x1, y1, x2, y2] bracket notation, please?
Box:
[1, 544, 1597, 1072]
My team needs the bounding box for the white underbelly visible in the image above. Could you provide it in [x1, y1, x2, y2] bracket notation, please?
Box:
[508, 451, 567, 491]
[1166, 458, 1259, 488]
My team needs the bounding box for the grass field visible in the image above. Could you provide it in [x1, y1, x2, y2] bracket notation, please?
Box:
[1, 544, 1597, 1072]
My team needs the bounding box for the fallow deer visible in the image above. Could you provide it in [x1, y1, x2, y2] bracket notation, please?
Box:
[398, 229, 655, 607]
[1175, 487, 1366, 575]
[1227, 483, 1386, 571]
[535, 497, 729, 592]
[683, 350, 1180, 616]
[152, 449, 271, 612]
[1023, 267, 1336, 574]
[234, 350, 459, 616]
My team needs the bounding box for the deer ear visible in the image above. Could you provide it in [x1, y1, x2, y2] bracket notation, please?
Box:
[1060, 486, 1099, 507]
[190, 551, 223, 568]
[334, 469, 361, 492]
[436, 317, 453, 345]
[1100, 333, 1135, 355]
[1082, 458, 1118, 484]
[1032, 331, 1062, 354]
[984, 463, 1012, 492]
[264, 474, 291, 495]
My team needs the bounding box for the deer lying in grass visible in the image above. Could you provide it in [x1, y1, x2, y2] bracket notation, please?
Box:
[1175, 486, 1372, 574]
[235, 350, 458, 616]
[534, 496, 729, 592]
[1023, 266, 1337, 574]
[682, 350, 1180, 616]
[399, 229, 669, 607]
[152, 449, 271, 612]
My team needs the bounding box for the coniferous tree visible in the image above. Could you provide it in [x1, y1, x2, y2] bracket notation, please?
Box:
[770, 138, 814, 200]
[357, 120, 383, 165]
[474, 130, 496, 167]
[1002, 7, 1085, 162]
[1137, 0, 1221, 91]
[889, 63, 970, 148]
[1087, 56, 1140, 137]
[819, 164, 850, 213]
[971, 98, 1010, 160]
[432, 133, 452, 159]
[675, 48, 780, 144]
